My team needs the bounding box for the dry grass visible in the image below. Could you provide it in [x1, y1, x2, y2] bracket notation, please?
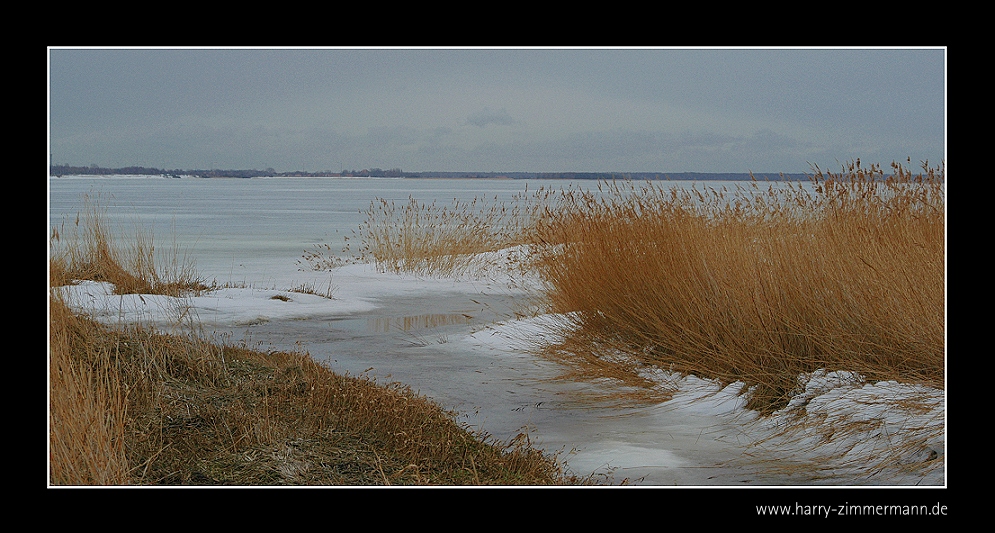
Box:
[349, 160, 944, 415]
[49, 299, 577, 485]
[49, 197, 579, 486]
[49, 294, 131, 485]
[50, 195, 209, 297]
[527, 160, 944, 413]
[288, 276, 337, 299]
[352, 190, 551, 278]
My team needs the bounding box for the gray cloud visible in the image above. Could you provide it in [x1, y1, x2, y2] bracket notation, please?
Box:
[466, 107, 516, 128]
[48, 47, 945, 173]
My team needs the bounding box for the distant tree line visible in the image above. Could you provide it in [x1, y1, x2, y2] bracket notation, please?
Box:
[50, 164, 400, 179]
[338, 168, 405, 177]
[50, 164, 186, 177]
[49, 164, 280, 179]
[50, 164, 809, 181]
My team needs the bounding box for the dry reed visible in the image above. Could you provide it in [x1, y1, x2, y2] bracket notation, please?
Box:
[353, 189, 553, 278]
[49, 294, 130, 485]
[50, 194, 208, 296]
[350, 160, 944, 414]
[528, 160, 944, 413]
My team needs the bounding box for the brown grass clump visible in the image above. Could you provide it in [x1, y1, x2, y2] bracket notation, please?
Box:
[49, 294, 131, 485]
[351, 189, 551, 278]
[50, 195, 209, 296]
[528, 160, 944, 414]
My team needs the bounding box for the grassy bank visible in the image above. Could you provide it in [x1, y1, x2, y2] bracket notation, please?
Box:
[48, 203, 579, 486]
[49, 297, 575, 485]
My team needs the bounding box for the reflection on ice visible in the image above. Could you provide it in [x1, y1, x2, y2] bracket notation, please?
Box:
[367, 312, 473, 333]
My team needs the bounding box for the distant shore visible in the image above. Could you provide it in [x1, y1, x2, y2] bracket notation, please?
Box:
[49, 167, 811, 181]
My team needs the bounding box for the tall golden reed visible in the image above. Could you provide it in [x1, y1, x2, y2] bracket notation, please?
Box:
[49, 198, 210, 484]
[528, 160, 944, 412]
[49, 295, 130, 485]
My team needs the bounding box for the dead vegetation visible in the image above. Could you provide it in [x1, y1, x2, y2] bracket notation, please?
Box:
[49, 296, 578, 485]
[527, 160, 944, 414]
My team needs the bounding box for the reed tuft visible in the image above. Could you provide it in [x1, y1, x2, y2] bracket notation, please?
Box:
[50, 195, 209, 296]
[353, 189, 554, 278]
[527, 160, 944, 413]
[349, 161, 944, 414]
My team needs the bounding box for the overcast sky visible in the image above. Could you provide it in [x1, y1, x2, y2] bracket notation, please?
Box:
[48, 47, 946, 174]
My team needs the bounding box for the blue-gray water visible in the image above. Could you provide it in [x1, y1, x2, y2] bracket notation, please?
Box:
[50, 177, 575, 279]
[49, 176, 799, 280]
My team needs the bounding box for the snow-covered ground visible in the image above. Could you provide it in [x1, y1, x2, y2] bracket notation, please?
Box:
[53, 258, 945, 486]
